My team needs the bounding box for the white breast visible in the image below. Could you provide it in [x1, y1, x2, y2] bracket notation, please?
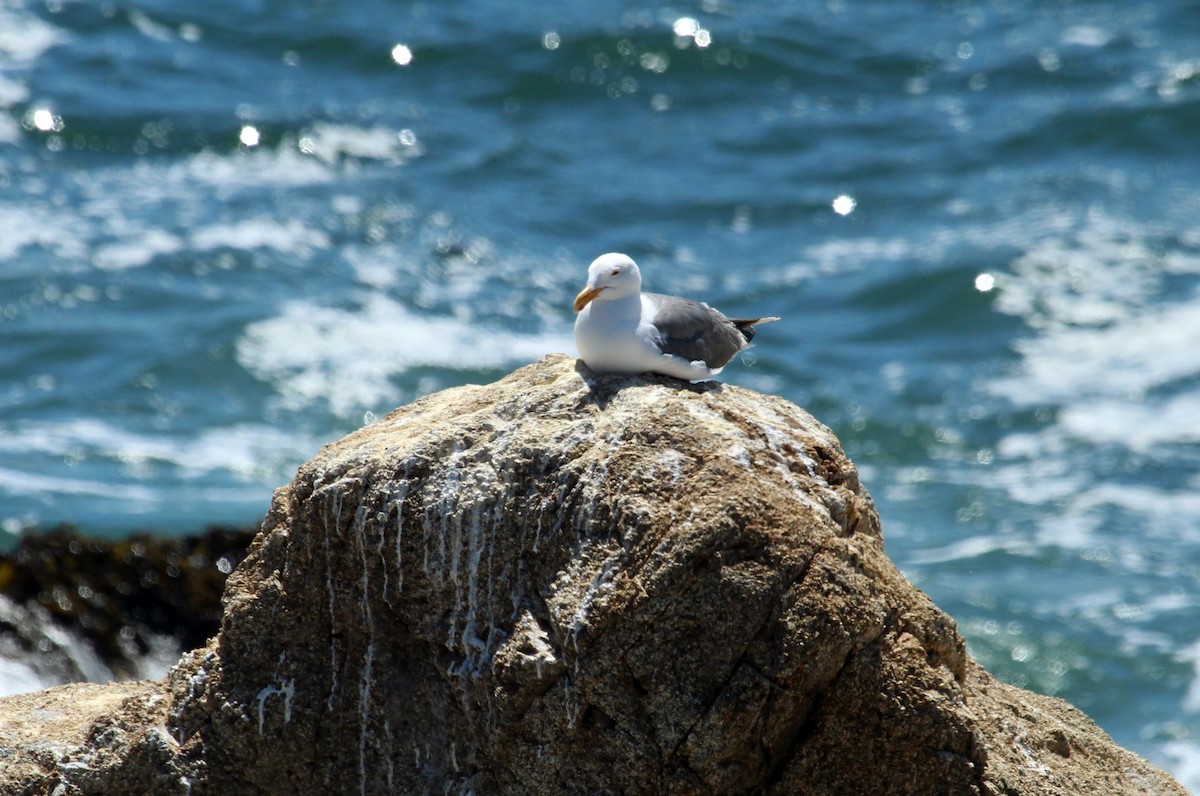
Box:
[573, 294, 662, 374]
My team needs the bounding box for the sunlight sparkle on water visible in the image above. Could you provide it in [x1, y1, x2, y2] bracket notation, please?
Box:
[832, 194, 856, 215]
[29, 108, 62, 132]
[975, 272, 996, 292]
[239, 125, 260, 147]
[673, 17, 712, 48]
[391, 44, 413, 66]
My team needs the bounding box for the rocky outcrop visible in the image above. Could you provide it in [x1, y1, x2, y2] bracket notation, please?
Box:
[0, 354, 1186, 795]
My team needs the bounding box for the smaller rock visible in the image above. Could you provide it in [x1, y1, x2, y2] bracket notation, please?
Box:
[0, 525, 256, 686]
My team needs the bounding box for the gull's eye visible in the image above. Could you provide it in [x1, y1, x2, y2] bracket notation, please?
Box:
[610, 269, 620, 276]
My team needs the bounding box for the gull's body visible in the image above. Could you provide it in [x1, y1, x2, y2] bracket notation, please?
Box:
[572, 253, 778, 381]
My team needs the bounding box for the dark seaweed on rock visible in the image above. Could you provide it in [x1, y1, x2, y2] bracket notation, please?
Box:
[0, 524, 257, 680]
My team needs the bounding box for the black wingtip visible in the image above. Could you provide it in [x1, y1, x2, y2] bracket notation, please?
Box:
[731, 316, 780, 343]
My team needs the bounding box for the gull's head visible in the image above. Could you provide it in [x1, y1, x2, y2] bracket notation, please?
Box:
[573, 253, 642, 312]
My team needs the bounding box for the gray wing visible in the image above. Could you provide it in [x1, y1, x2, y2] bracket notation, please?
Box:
[645, 293, 747, 368]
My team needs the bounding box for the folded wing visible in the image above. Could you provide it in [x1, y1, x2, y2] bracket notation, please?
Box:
[645, 293, 752, 369]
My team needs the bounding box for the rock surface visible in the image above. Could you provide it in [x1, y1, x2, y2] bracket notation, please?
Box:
[0, 354, 1186, 795]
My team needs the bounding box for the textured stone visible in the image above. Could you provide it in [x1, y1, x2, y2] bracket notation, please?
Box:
[0, 354, 1185, 795]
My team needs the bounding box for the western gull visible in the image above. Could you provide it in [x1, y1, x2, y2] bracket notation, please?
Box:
[572, 252, 779, 381]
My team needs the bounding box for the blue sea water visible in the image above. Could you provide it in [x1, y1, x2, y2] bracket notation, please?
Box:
[2, 0, 1200, 786]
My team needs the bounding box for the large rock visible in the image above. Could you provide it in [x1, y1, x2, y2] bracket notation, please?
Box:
[0, 354, 1186, 795]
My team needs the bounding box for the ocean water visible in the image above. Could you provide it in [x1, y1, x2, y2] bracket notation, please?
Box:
[2, 0, 1199, 786]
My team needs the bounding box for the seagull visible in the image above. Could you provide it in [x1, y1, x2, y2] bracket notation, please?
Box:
[572, 253, 779, 381]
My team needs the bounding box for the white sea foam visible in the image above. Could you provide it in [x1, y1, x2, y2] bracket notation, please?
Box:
[905, 534, 1026, 566]
[0, 418, 317, 480]
[982, 212, 1200, 480]
[0, 74, 25, 106]
[69, 147, 352, 270]
[1061, 25, 1114, 49]
[127, 9, 174, 43]
[1162, 651, 1200, 792]
[68, 147, 333, 227]
[298, 121, 422, 166]
[773, 236, 919, 286]
[0, 619, 179, 698]
[191, 217, 330, 255]
[0, 1, 63, 144]
[0, 204, 89, 262]
[1160, 740, 1200, 795]
[988, 217, 1200, 398]
[0, 6, 64, 64]
[166, 146, 334, 190]
[885, 208, 1200, 579]
[93, 228, 184, 271]
[1056, 394, 1200, 453]
[0, 466, 159, 501]
[0, 656, 46, 697]
[0, 72, 26, 147]
[991, 301, 1200, 406]
[1174, 639, 1200, 715]
[345, 244, 406, 290]
[236, 293, 572, 417]
[0, 112, 18, 144]
[4, 122, 427, 273]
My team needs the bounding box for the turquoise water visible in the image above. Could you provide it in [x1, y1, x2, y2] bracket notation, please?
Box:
[2, 0, 1199, 785]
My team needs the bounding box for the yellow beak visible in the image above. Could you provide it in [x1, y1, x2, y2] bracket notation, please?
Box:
[573, 285, 608, 313]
